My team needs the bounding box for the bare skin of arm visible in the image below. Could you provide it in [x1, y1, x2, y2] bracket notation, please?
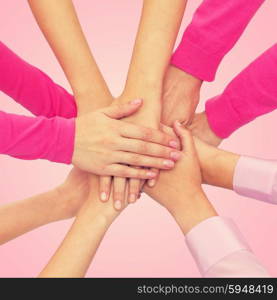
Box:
[0, 168, 89, 245]
[0, 130, 237, 246]
[39, 124, 216, 277]
[1, 127, 237, 277]
[28, 0, 112, 114]
[27, 0, 181, 206]
[162, 66, 203, 127]
[39, 175, 122, 278]
[115, 0, 187, 206]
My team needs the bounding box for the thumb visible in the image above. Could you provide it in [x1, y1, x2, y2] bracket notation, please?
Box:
[103, 98, 143, 119]
[173, 120, 196, 154]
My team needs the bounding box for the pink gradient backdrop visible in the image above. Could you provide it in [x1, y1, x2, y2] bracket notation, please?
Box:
[0, 0, 277, 277]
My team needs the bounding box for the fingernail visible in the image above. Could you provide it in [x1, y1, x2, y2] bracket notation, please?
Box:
[130, 98, 142, 105]
[148, 179, 155, 187]
[176, 120, 182, 127]
[114, 200, 122, 210]
[169, 140, 178, 148]
[163, 160, 174, 168]
[129, 193, 136, 203]
[170, 151, 181, 161]
[100, 192, 107, 201]
[146, 171, 157, 178]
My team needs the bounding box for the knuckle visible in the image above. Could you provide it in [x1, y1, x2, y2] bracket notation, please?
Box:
[161, 134, 169, 145]
[138, 169, 145, 178]
[119, 168, 129, 177]
[114, 191, 123, 200]
[143, 128, 152, 140]
[130, 154, 141, 165]
[156, 145, 168, 157]
[139, 142, 149, 154]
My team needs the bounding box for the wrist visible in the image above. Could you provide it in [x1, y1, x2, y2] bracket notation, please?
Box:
[201, 147, 239, 189]
[170, 190, 217, 235]
[75, 91, 113, 116]
[76, 198, 119, 229]
[42, 188, 69, 223]
[167, 66, 202, 92]
[117, 91, 162, 128]
[123, 76, 163, 106]
[180, 69, 203, 90]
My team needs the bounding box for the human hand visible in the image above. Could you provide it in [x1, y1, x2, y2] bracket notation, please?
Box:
[162, 66, 202, 127]
[106, 92, 168, 209]
[144, 122, 217, 234]
[72, 98, 180, 178]
[188, 111, 222, 146]
[77, 174, 129, 226]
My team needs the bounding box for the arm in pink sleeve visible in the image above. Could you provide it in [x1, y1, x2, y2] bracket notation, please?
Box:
[205, 44, 277, 138]
[0, 41, 76, 118]
[171, 0, 264, 81]
[186, 216, 269, 277]
[0, 111, 74, 164]
[234, 156, 277, 205]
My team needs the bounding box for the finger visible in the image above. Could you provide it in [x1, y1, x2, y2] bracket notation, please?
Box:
[115, 152, 175, 169]
[106, 164, 158, 179]
[99, 176, 112, 202]
[120, 124, 179, 149]
[103, 98, 142, 119]
[160, 123, 178, 139]
[128, 177, 140, 203]
[113, 177, 127, 210]
[173, 120, 196, 154]
[139, 179, 146, 190]
[147, 168, 159, 187]
[119, 139, 181, 161]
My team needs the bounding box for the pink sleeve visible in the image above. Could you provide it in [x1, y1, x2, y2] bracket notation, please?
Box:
[171, 0, 264, 81]
[0, 111, 75, 164]
[0, 41, 77, 118]
[185, 216, 269, 277]
[234, 156, 277, 204]
[205, 44, 277, 138]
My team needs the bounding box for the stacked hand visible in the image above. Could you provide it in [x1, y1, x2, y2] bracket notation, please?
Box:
[72, 98, 180, 178]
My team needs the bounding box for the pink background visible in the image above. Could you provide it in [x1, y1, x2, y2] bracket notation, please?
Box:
[0, 0, 277, 277]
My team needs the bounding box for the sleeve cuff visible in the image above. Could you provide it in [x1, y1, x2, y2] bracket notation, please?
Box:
[185, 216, 249, 275]
[171, 39, 224, 82]
[46, 117, 75, 165]
[205, 95, 244, 139]
[234, 156, 277, 204]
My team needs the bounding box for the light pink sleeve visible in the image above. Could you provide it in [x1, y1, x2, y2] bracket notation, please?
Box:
[205, 44, 277, 138]
[171, 0, 264, 81]
[234, 156, 277, 204]
[0, 111, 74, 164]
[0, 41, 77, 118]
[185, 216, 269, 277]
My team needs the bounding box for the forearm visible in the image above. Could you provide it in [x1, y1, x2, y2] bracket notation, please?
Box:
[0, 41, 76, 118]
[144, 180, 216, 234]
[171, 191, 217, 235]
[205, 44, 277, 139]
[195, 139, 239, 190]
[39, 181, 118, 278]
[185, 216, 269, 277]
[171, 0, 265, 81]
[0, 189, 62, 245]
[28, 0, 112, 113]
[0, 111, 74, 164]
[123, 0, 186, 111]
[39, 204, 111, 277]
